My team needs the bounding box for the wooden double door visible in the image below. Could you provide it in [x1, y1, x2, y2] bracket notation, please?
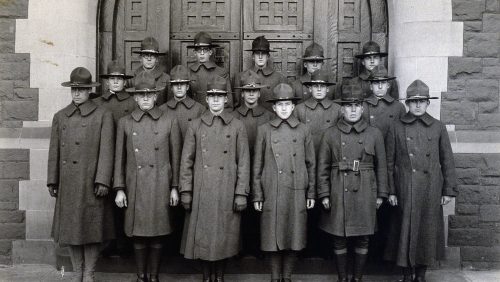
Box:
[98, 0, 388, 86]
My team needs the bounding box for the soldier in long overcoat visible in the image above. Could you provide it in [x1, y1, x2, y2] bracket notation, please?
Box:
[179, 76, 250, 282]
[317, 84, 388, 282]
[188, 32, 233, 109]
[114, 74, 182, 282]
[384, 80, 457, 282]
[232, 70, 274, 257]
[253, 83, 316, 282]
[131, 37, 171, 106]
[234, 36, 287, 111]
[291, 42, 336, 100]
[47, 67, 115, 282]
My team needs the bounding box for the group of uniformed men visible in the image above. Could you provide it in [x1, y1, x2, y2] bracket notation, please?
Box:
[47, 31, 458, 282]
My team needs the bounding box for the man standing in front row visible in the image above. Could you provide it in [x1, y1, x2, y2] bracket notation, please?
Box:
[384, 80, 457, 282]
[180, 76, 250, 282]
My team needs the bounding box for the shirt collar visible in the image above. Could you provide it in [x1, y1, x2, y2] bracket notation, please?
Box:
[337, 117, 368, 134]
[400, 112, 434, 126]
[304, 97, 334, 109]
[131, 106, 163, 122]
[190, 61, 217, 72]
[237, 104, 267, 117]
[251, 64, 274, 76]
[166, 96, 196, 109]
[64, 100, 98, 117]
[365, 94, 395, 105]
[201, 110, 234, 126]
[269, 115, 300, 128]
[101, 90, 130, 101]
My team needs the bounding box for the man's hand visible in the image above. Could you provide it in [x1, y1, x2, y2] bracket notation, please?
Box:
[48, 185, 58, 198]
[441, 196, 452, 205]
[388, 195, 398, 206]
[115, 190, 127, 208]
[180, 192, 192, 211]
[321, 197, 331, 210]
[94, 184, 109, 197]
[170, 188, 179, 206]
[376, 197, 383, 209]
[254, 201, 263, 212]
[234, 195, 247, 212]
[306, 199, 315, 209]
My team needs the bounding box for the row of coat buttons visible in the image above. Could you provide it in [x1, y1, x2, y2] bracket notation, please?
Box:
[62, 124, 87, 130]
[137, 165, 156, 169]
[133, 132, 159, 136]
[306, 119, 331, 123]
[278, 170, 295, 174]
[202, 149, 228, 153]
[62, 161, 79, 164]
[203, 165, 225, 170]
[61, 141, 81, 147]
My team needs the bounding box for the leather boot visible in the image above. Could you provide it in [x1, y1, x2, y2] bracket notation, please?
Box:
[351, 253, 368, 282]
[134, 246, 148, 282]
[334, 253, 348, 282]
[214, 259, 226, 282]
[413, 265, 427, 282]
[282, 251, 297, 281]
[148, 246, 163, 282]
[201, 260, 212, 282]
[82, 243, 101, 282]
[268, 252, 282, 281]
[69, 245, 84, 282]
[400, 266, 413, 282]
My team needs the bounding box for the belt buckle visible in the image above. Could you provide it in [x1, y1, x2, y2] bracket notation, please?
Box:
[353, 160, 360, 172]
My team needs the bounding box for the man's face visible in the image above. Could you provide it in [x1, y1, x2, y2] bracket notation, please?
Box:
[342, 102, 364, 123]
[206, 94, 227, 112]
[253, 51, 269, 68]
[407, 99, 429, 117]
[304, 60, 323, 74]
[273, 100, 295, 120]
[194, 47, 213, 63]
[361, 55, 381, 71]
[134, 92, 157, 111]
[370, 81, 390, 98]
[71, 87, 91, 105]
[107, 76, 126, 92]
[242, 89, 260, 105]
[309, 83, 329, 100]
[172, 83, 189, 99]
[141, 54, 159, 69]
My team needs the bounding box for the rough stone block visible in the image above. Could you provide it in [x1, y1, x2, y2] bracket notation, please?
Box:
[0, 180, 18, 202]
[449, 215, 479, 228]
[448, 57, 482, 78]
[486, 0, 500, 12]
[482, 66, 500, 79]
[0, 202, 17, 211]
[465, 32, 500, 57]
[480, 205, 500, 222]
[0, 54, 30, 82]
[483, 13, 500, 32]
[454, 154, 486, 169]
[0, 0, 28, 18]
[456, 204, 479, 215]
[457, 185, 500, 205]
[479, 101, 499, 113]
[0, 149, 28, 162]
[478, 113, 500, 129]
[25, 211, 52, 240]
[448, 228, 496, 246]
[463, 21, 483, 32]
[12, 240, 55, 265]
[482, 155, 500, 176]
[447, 79, 467, 92]
[456, 168, 481, 185]
[0, 223, 25, 240]
[441, 101, 478, 124]
[466, 79, 499, 103]
[462, 246, 500, 262]
[13, 88, 38, 101]
[19, 180, 55, 211]
[0, 19, 15, 53]
[0, 255, 10, 265]
[0, 240, 11, 256]
[0, 80, 14, 100]
[481, 176, 500, 186]
[453, 0, 486, 20]
[1, 100, 38, 121]
[0, 162, 29, 179]
[0, 211, 24, 224]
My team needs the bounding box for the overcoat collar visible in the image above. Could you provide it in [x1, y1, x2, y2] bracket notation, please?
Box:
[305, 97, 334, 110]
[269, 115, 300, 128]
[237, 104, 266, 117]
[190, 61, 217, 72]
[358, 69, 372, 81]
[251, 64, 274, 76]
[101, 90, 130, 101]
[299, 73, 311, 83]
[64, 100, 98, 117]
[134, 65, 165, 80]
[365, 94, 394, 105]
[131, 106, 163, 122]
[201, 110, 233, 126]
[400, 112, 434, 126]
[166, 96, 196, 109]
[337, 117, 368, 134]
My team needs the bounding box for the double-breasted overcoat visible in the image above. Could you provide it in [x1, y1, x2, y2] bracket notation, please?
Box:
[317, 118, 388, 237]
[179, 111, 250, 261]
[252, 116, 316, 251]
[113, 106, 182, 237]
[189, 61, 233, 108]
[384, 112, 458, 267]
[362, 94, 406, 139]
[159, 96, 206, 140]
[93, 90, 137, 124]
[47, 101, 115, 245]
[231, 104, 274, 154]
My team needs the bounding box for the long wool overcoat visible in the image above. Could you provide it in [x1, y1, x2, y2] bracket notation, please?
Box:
[93, 90, 137, 124]
[231, 104, 274, 155]
[47, 100, 115, 245]
[113, 106, 182, 237]
[179, 111, 250, 261]
[159, 96, 206, 140]
[317, 118, 388, 237]
[252, 116, 316, 251]
[189, 61, 233, 108]
[384, 112, 458, 267]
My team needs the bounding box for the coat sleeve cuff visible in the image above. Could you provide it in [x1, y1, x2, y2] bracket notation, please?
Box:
[377, 191, 389, 199]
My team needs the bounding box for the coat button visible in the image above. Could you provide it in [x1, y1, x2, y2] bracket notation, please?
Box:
[306, 119, 310, 123]
[154, 131, 159, 135]
[226, 135, 230, 138]
[409, 153, 414, 157]
[155, 147, 159, 151]
[138, 165, 142, 169]
[62, 143, 65, 147]
[75, 141, 80, 145]
[341, 142, 346, 146]
[342, 156, 346, 160]
[188, 118, 192, 121]
[407, 137, 411, 141]
[344, 173, 347, 176]
[279, 170, 283, 174]
[275, 153, 279, 157]
[326, 120, 330, 123]
[274, 139, 278, 143]
[202, 134, 206, 138]
[62, 126, 66, 130]
[428, 137, 432, 141]
[82, 123, 87, 127]
[412, 169, 416, 172]
[345, 189, 348, 192]
[125, 109, 129, 112]
[73, 161, 78, 164]
[293, 153, 296, 156]
[424, 170, 429, 174]
[150, 164, 154, 168]
[293, 139, 297, 142]
[291, 170, 295, 174]
[426, 153, 430, 157]
[358, 140, 363, 144]
[135, 148, 139, 152]
[204, 165, 208, 169]
[219, 167, 224, 170]
[224, 150, 227, 154]
[133, 132, 137, 136]
[62, 161, 66, 164]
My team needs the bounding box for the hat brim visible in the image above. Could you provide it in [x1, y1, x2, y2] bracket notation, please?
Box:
[89, 92, 101, 99]
[303, 81, 336, 86]
[234, 85, 268, 90]
[126, 86, 165, 93]
[61, 81, 101, 88]
[367, 76, 396, 82]
[186, 44, 220, 49]
[399, 96, 439, 101]
[132, 50, 167, 56]
[244, 49, 278, 52]
[100, 74, 134, 79]
[266, 97, 302, 103]
[333, 99, 365, 104]
[170, 79, 192, 84]
[301, 57, 332, 61]
[355, 52, 388, 59]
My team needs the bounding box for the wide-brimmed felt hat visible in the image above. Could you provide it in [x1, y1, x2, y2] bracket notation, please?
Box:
[334, 84, 365, 104]
[126, 72, 165, 93]
[366, 65, 396, 82]
[234, 70, 267, 90]
[206, 76, 228, 96]
[401, 79, 438, 100]
[245, 36, 277, 53]
[266, 83, 301, 103]
[355, 41, 388, 59]
[61, 67, 101, 88]
[132, 37, 166, 56]
[303, 70, 336, 86]
[301, 42, 331, 61]
[100, 60, 133, 79]
[187, 32, 220, 49]
[169, 65, 192, 84]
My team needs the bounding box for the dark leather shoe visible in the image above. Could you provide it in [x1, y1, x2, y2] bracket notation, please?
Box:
[136, 273, 148, 282]
[337, 278, 348, 282]
[149, 274, 159, 282]
[350, 279, 362, 282]
[413, 277, 426, 282]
